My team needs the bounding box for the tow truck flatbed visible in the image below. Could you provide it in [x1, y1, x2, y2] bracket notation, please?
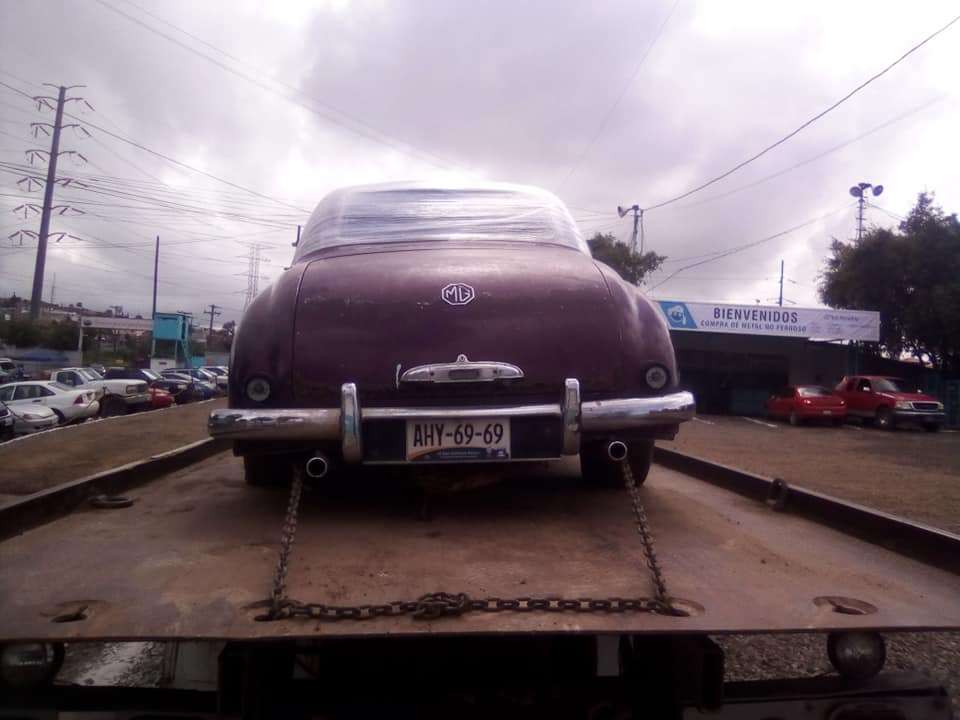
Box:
[2, 452, 959, 641]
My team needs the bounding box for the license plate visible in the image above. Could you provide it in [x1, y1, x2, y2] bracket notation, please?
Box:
[822, 410, 832, 415]
[406, 418, 510, 462]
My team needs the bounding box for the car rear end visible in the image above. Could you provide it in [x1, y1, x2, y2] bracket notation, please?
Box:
[213, 183, 693, 479]
[63, 388, 100, 422]
[794, 386, 846, 423]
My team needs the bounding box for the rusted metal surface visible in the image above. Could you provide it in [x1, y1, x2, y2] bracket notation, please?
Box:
[0, 438, 229, 540]
[654, 446, 960, 575]
[1, 454, 959, 641]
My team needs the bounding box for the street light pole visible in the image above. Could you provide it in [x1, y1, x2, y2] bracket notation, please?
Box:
[849, 182, 884, 241]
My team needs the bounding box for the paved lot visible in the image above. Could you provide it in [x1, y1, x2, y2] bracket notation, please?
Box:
[0, 398, 226, 500]
[663, 414, 960, 534]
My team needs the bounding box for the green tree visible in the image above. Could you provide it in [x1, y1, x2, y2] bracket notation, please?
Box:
[820, 193, 960, 372]
[587, 232, 666, 285]
[0, 319, 41, 348]
[44, 320, 79, 351]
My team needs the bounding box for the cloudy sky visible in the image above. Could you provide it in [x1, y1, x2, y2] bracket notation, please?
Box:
[0, 0, 957, 324]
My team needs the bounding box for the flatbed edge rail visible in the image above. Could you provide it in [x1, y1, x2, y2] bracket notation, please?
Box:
[653, 446, 960, 576]
[0, 437, 229, 540]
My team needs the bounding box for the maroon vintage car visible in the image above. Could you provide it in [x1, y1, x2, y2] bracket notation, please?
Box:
[209, 182, 695, 486]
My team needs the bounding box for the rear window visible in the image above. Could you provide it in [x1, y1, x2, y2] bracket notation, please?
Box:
[873, 378, 906, 393]
[797, 387, 833, 397]
[48, 382, 73, 392]
[296, 182, 588, 259]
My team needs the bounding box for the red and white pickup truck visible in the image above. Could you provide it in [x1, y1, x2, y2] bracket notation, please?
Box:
[834, 375, 945, 432]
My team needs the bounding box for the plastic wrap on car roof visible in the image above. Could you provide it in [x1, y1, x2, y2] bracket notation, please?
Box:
[295, 182, 588, 260]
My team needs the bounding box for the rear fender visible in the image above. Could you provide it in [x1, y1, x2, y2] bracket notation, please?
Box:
[230, 264, 308, 407]
[592, 262, 678, 395]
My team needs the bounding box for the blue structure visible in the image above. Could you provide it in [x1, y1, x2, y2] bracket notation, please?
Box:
[150, 312, 193, 372]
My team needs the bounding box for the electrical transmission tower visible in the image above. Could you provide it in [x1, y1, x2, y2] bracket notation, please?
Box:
[238, 243, 270, 310]
[7, 83, 92, 319]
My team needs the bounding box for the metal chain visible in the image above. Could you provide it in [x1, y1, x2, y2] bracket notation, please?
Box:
[269, 464, 304, 617]
[621, 459, 671, 605]
[261, 458, 685, 622]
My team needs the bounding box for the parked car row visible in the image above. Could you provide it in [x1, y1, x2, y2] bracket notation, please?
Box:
[0, 364, 229, 440]
[0, 381, 98, 436]
[766, 375, 945, 432]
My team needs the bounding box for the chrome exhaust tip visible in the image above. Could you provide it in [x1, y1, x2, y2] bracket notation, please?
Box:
[607, 440, 628, 462]
[305, 454, 329, 479]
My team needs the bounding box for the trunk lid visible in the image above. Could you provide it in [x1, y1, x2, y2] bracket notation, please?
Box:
[292, 245, 621, 407]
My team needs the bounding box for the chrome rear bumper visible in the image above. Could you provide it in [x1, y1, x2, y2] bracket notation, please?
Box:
[208, 381, 696, 462]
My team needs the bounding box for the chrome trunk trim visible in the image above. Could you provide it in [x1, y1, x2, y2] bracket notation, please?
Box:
[400, 354, 523, 384]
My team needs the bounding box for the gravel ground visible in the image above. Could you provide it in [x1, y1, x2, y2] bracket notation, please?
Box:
[0, 397, 226, 498]
[664, 415, 960, 716]
[59, 641, 165, 687]
[715, 632, 960, 717]
[665, 414, 960, 533]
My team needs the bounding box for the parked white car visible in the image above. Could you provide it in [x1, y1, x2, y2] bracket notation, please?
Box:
[201, 366, 229, 391]
[0, 381, 101, 425]
[6, 402, 58, 435]
[49, 367, 151, 417]
[0, 400, 16, 440]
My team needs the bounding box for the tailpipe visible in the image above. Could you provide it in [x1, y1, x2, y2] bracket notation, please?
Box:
[305, 453, 329, 479]
[607, 440, 628, 462]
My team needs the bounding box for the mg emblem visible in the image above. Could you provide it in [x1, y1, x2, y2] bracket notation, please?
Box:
[441, 283, 475, 306]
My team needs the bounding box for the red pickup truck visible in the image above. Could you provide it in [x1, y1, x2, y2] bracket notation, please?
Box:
[834, 375, 945, 432]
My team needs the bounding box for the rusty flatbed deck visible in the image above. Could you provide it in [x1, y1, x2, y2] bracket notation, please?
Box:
[2, 452, 959, 641]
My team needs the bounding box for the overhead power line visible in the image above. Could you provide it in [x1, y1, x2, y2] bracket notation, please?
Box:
[554, 0, 681, 192]
[647, 204, 853, 291]
[93, 0, 462, 172]
[665, 95, 944, 212]
[643, 13, 960, 212]
[0, 80, 310, 213]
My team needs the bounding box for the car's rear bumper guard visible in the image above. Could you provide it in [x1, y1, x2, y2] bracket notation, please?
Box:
[208, 382, 695, 462]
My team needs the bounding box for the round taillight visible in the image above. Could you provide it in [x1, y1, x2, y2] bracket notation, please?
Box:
[644, 365, 669, 390]
[245, 377, 271, 403]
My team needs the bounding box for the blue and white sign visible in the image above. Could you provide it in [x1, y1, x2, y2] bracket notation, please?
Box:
[655, 300, 880, 342]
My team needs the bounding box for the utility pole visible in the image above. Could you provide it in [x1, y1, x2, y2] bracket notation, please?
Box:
[152, 235, 159, 319]
[777, 260, 784, 307]
[617, 204, 644, 254]
[76, 303, 84, 354]
[50, 273, 56, 305]
[29, 85, 65, 320]
[203, 304, 222, 334]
